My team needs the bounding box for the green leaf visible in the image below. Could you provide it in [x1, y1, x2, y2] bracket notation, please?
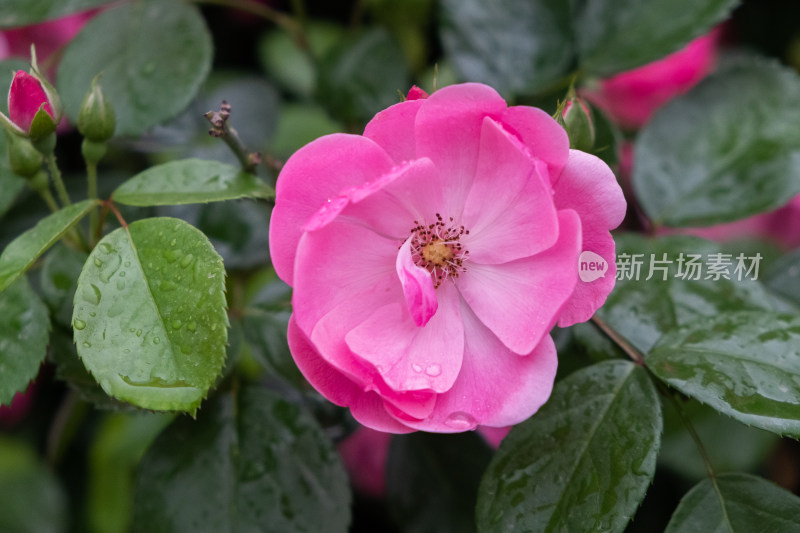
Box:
[665, 473, 800, 532]
[0, 277, 49, 406]
[317, 28, 410, 123]
[440, 0, 574, 96]
[387, 432, 492, 533]
[574, 0, 737, 76]
[72, 217, 228, 414]
[649, 311, 800, 437]
[57, 0, 212, 137]
[87, 412, 173, 533]
[132, 385, 351, 533]
[0, 199, 96, 293]
[765, 248, 800, 307]
[634, 59, 800, 227]
[476, 360, 662, 533]
[594, 234, 777, 355]
[40, 244, 87, 326]
[659, 400, 778, 482]
[0, 438, 67, 533]
[113, 159, 273, 206]
[240, 308, 304, 388]
[0, 0, 112, 27]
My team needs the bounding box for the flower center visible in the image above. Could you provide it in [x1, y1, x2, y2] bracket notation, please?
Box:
[408, 213, 469, 288]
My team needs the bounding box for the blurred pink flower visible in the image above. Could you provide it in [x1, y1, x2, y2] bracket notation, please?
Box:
[0, 384, 35, 428]
[1, 12, 91, 65]
[583, 28, 723, 130]
[338, 427, 391, 497]
[270, 83, 625, 433]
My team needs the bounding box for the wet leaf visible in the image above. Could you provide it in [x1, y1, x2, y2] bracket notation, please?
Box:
[0, 277, 49, 406]
[132, 386, 350, 533]
[649, 311, 800, 437]
[476, 360, 661, 533]
[73, 217, 228, 414]
[113, 159, 273, 206]
[0, 199, 96, 293]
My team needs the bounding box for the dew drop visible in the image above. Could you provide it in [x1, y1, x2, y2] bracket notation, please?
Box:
[124, 349, 131, 354]
[153, 337, 161, 344]
[170, 239, 177, 247]
[425, 364, 442, 377]
[83, 283, 102, 305]
[444, 411, 477, 431]
[119, 271, 126, 277]
[163, 249, 179, 263]
[160, 280, 177, 292]
[412, 363, 422, 373]
[124, 261, 131, 267]
[129, 328, 135, 333]
[187, 322, 197, 333]
[82, 341, 91, 348]
[93, 257, 103, 267]
[99, 243, 113, 253]
[180, 253, 194, 268]
[73, 319, 86, 330]
[116, 280, 125, 290]
[172, 319, 182, 330]
[89, 312, 96, 317]
[136, 329, 143, 337]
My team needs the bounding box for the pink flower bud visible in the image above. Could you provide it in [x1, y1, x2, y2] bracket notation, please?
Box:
[8, 70, 55, 135]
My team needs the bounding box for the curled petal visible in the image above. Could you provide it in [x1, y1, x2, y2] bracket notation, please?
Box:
[396, 236, 437, 327]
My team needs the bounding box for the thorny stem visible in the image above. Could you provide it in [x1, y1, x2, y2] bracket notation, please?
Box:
[45, 153, 72, 207]
[205, 101, 262, 175]
[192, 0, 309, 52]
[590, 315, 644, 365]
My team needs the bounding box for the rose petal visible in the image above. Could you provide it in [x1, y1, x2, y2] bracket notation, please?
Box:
[8, 70, 53, 132]
[457, 210, 581, 354]
[364, 98, 424, 163]
[269, 134, 394, 284]
[288, 318, 414, 433]
[414, 83, 507, 216]
[553, 150, 625, 326]
[461, 117, 559, 264]
[396, 236, 438, 327]
[501, 105, 570, 182]
[345, 283, 463, 394]
[391, 304, 557, 432]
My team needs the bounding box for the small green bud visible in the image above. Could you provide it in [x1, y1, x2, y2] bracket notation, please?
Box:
[560, 97, 596, 153]
[78, 75, 115, 142]
[82, 138, 108, 166]
[6, 133, 43, 178]
[28, 170, 49, 193]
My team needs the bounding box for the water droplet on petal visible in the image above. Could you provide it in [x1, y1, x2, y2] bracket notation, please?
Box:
[73, 319, 86, 330]
[412, 363, 422, 373]
[444, 411, 477, 431]
[425, 364, 441, 377]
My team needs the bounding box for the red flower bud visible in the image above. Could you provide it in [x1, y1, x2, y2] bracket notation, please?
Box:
[8, 70, 57, 138]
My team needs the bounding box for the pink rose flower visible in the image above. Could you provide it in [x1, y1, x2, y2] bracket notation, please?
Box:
[270, 83, 626, 433]
[7, 70, 55, 134]
[582, 28, 723, 130]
